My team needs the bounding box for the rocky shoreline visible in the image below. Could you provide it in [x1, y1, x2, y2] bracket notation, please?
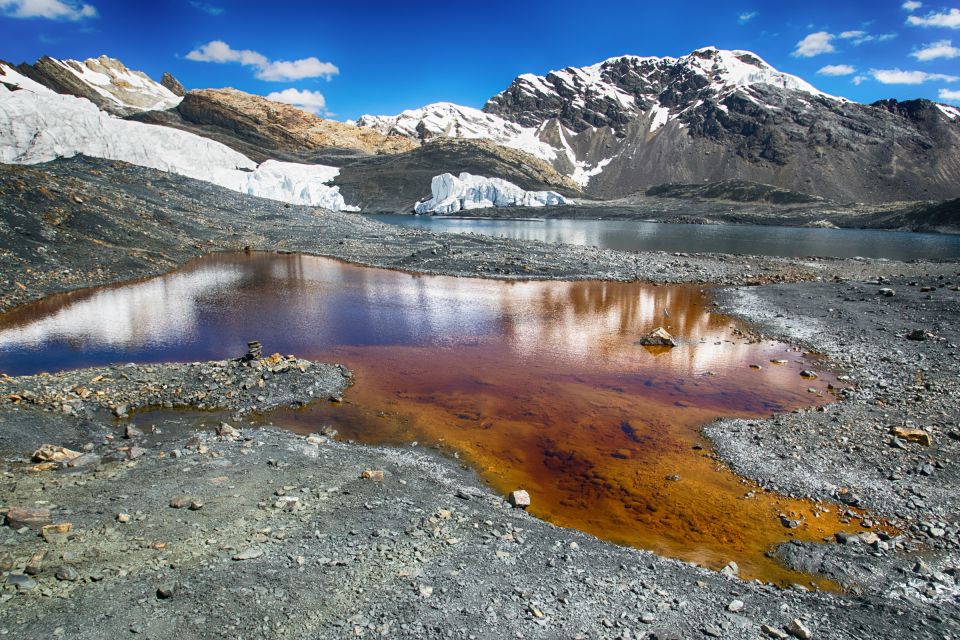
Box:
[0, 156, 958, 638]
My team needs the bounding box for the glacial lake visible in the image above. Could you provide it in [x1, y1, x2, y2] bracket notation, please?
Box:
[0, 253, 869, 587]
[369, 214, 960, 261]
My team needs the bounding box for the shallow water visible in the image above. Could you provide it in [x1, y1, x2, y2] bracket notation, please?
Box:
[0, 253, 871, 587]
[369, 214, 960, 261]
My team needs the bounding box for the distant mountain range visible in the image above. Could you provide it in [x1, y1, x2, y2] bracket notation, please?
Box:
[2, 49, 959, 210]
[359, 47, 960, 204]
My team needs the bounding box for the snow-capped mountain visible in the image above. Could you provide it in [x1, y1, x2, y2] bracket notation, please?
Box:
[10, 55, 182, 115]
[0, 63, 355, 211]
[359, 47, 960, 203]
[356, 102, 558, 168]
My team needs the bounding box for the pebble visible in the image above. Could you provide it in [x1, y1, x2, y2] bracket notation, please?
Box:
[508, 490, 531, 509]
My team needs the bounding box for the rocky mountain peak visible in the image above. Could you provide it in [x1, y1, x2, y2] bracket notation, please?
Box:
[15, 54, 182, 115]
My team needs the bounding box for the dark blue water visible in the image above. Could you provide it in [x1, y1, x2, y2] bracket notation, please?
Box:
[369, 215, 960, 261]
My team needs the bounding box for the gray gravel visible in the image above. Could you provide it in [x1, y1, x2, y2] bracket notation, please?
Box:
[1, 156, 959, 638]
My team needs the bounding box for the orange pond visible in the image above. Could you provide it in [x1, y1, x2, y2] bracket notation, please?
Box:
[0, 253, 869, 587]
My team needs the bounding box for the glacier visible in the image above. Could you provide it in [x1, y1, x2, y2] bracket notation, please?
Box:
[0, 63, 356, 212]
[414, 173, 570, 214]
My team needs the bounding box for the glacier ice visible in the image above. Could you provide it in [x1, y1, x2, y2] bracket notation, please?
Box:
[0, 64, 356, 212]
[414, 173, 569, 214]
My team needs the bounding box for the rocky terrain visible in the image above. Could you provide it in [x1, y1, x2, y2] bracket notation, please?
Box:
[134, 88, 416, 165]
[361, 47, 960, 203]
[333, 138, 579, 213]
[0, 156, 959, 638]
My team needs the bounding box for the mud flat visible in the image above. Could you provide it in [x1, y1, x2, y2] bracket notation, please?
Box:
[0, 156, 958, 638]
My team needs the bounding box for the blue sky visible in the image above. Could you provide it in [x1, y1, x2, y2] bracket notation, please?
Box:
[1, 0, 959, 119]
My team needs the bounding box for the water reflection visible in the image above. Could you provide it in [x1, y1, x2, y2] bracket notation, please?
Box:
[369, 215, 960, 261]
[0, 253, 859, 587]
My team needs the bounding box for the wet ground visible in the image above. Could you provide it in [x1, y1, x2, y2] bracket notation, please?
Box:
[0, 252, 873, 587]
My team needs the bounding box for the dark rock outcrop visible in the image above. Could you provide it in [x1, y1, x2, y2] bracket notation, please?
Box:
[160, 72, 186, 97]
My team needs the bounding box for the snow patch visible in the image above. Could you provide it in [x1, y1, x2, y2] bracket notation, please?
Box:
[937, 104, 959, 120]
[414, 172, 569, 214]
[649, 105, 670, 132]
[52, 56, 183, 113]
[356, 102, 557, 164]
[0, 74, 355, 211]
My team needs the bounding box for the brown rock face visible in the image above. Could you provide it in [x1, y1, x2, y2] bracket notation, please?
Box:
[161, 72, 186, 97]
[177, 89, 416, 157]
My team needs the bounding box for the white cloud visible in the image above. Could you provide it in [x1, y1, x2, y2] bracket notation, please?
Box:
[817, 64, 856, 76]
[839, 30, 897, 45]
[738, 11, 757, 24]
[902, 0, 922, 11]
[939, 88, 960, 101]
[258, 58, 339, 82]
[911, 39, 960, 60]
[871, 68, 960, 84]
[189, 1, 223, 15]
[0, 0, 96, 20]
[185, 40, 339, 82]
[793, 31, 835, 57]
[852, 75, 868, 85]
[265, 88, 328, 115]
[186, 40, 267, 67]
[907, 8, 960, 28]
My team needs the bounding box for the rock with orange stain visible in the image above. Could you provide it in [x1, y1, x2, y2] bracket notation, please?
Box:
[508, 489, 531, 509]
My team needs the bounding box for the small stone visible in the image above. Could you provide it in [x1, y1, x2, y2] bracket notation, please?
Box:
[55, 566, 79, 582]
[641, 612, 656, 623]
[418, 585, 433, 598]
[6, 574, 38, 591]
[799, 370, 818, 379]
[114, 404, 129, 417]
[156, 584, 176, 599]
[906, 329, 926, 341]
[637, 327, 677, 347]
[169, 495, 192, 509]
[889, 426, 932, 446]
[878, 288, 895, 297]
[360, 469, 385, 481]
[124, 425, 143, 439]
[40, 522, 71, 543]
[762, 625, 789, 640]
[727, 599, 745, 612]
[787, 619, 812, 639]
[216, 422, 238, 438]
[189, 500, 204, 511]
[665, 474, 681, 482]
[232, 548, 263, 561]
[24, 551, 46, 575]
[127, 446, 147, 460]
[116, 513, 131, 523]
[31, 444, 82, 463]
[720, 561, 739, 578]
[703, 623, 722, 637]
[5, 506, 51, 529]
[508, 489, 531, 509]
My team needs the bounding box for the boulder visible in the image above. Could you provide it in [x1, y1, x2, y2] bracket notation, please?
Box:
[637, 327, 677, 347]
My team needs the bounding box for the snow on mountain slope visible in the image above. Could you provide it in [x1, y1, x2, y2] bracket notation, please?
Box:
[356, 102, 557, 164]
[50, 55, 183, 113]
[0, 64, 355, 211]
[357, 48, 843, 190]
[414, 172, 569, 214]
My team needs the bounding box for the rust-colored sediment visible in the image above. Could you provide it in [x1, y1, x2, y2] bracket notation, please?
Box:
[0, 254, 886, 589]
[268, 278, 873, 589]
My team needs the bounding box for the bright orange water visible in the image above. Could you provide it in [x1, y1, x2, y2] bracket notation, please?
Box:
[0, 253, 874, 587]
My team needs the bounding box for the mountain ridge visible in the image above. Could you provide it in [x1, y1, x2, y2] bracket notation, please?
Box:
[359, 46, 960, 204]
